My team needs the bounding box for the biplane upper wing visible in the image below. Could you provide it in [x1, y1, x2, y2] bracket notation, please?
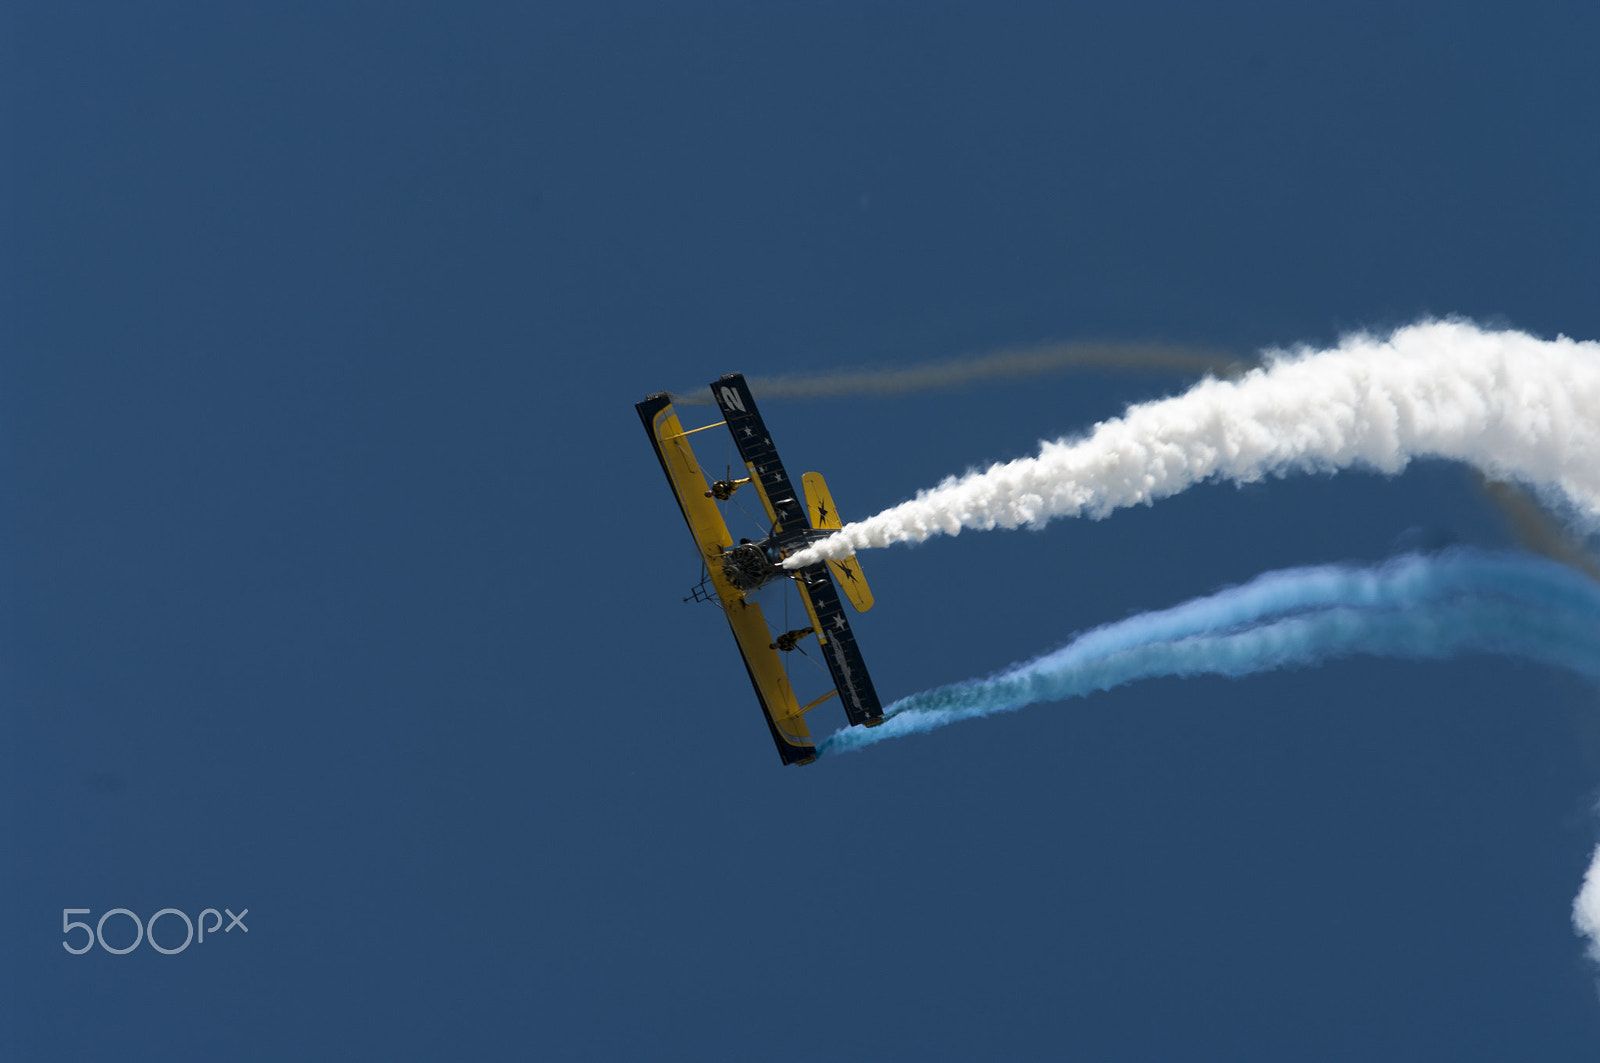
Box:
[636, 391, 819, 764]
[711, 374, 885, 729]
[707, 374, 807, 535]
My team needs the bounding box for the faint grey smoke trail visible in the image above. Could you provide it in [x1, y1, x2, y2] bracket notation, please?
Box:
[1475, 474, 1600, 585]
[667, 339, 1249, 406]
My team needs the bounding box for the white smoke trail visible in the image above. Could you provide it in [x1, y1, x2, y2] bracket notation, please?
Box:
[785, 321, 1600, 569]
[1577, 844, 1600, 964]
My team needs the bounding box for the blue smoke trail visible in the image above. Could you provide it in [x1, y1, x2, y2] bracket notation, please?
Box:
[822, 551, 1600, 756]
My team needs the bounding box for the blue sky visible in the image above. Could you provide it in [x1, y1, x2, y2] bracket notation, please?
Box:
[4, 3, 1600, 1059]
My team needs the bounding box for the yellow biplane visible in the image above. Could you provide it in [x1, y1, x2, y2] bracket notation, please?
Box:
[637, 373, 883, 765]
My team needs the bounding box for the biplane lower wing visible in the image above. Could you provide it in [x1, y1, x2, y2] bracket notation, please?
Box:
[635, 392, 818, 765]
[792, 562, 883, 727]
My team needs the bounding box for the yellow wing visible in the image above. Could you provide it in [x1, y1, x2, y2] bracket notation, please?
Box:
[636, 393, 818, 764]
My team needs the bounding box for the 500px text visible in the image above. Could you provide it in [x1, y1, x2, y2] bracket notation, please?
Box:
[62, 907, 249, 955]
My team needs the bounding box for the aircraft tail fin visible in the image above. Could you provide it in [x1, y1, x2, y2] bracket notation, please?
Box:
[801, 471, 874, 613]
